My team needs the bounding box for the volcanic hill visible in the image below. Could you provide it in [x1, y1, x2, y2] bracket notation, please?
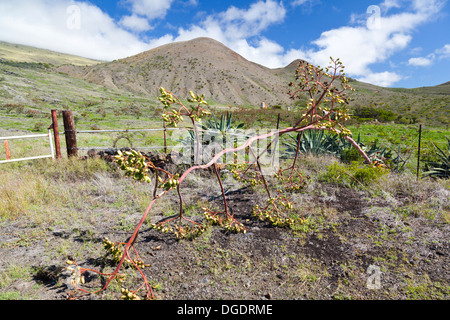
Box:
[57, 37, 299, 106]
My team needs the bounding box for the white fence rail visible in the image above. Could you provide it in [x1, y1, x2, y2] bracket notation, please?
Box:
[0, 129, 55, 164]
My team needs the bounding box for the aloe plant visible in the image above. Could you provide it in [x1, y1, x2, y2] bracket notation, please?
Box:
[423, 138, 450, 179]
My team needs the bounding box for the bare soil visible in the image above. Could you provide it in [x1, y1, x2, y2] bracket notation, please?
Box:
[0, 153, 449, 301]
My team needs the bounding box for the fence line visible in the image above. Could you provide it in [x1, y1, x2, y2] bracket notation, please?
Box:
[1, 110, 433, 179]
[66, 123, 266, 154]
[76, 146, 165, 151]
[73, 128, 180, 134]
[0, 129, 55, 164]
[65, 127, 255, 137]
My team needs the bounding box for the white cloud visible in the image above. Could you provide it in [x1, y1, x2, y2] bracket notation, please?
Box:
[0, 0, 152, 61]
[119, 0, 178, 33]
[124, 0, 175, 21]
[219, 0, 287, 39]
[411, 0, 445, 14]
[293, 0, 445, 86]
[408, 56, 433, 66]
[381, 0, 402, 10]
[303, 23, 414, 83]
[185, 0, 199, 6]
[120, 14, 152, 32]
[291, 0, 312, 6]
[436, 44, 450, 58]
[407, 43, 450, 67]
[173, 0, 289, 68]
[358, 71, 403, 87]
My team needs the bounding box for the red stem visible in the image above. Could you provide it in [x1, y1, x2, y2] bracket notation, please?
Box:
[213, 163, 230, 216]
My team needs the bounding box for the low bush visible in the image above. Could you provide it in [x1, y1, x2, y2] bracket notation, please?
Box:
[319, 161, 389, 187]
[352, 105, 398, 123]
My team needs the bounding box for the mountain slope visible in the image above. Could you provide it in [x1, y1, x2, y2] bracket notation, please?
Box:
[58, 37, 294, 106]
[404, 81, 450, 95]
[0, 41, 101, 66]
[3, 37, 447, 125]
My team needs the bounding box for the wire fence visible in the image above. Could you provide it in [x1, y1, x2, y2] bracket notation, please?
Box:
[0, 130, 55, 164]
[66, 126, 277, 152]
[1, 110, 447, 181]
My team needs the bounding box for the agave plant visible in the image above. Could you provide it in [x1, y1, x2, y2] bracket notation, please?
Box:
[177, 112, 245, 151]
[283, 130, 393, 166]
[423, 138, 450, 179]
[339, 135, 393, 166]
[362, 140, 393, 167]
[201, 112, 244, 133]
[283, 130, 339, 158]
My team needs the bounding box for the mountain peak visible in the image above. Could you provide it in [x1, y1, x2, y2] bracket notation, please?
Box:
[183, 37, 227, 46]
[63, 37, 292, 106]
[58, 38, 332, 106]
[123, 37, 249, 66]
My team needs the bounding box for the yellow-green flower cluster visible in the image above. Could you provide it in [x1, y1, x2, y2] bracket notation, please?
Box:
[65, 260, 85, 288]
[150, 222, 207, 240]
[230, 163, 263, 186]
[203, 208, 247, 234]
[251, 197, 307, 229]
[157, 174, 179, 191]
[114, 150, 151, 183]
[121, 288, 141, 300]
[103, 237, 124, 263]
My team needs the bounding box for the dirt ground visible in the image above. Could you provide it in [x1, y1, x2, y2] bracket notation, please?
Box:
[0, 153, 449, 301]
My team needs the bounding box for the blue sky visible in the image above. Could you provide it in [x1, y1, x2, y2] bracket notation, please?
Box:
[0, 0, 449, 88]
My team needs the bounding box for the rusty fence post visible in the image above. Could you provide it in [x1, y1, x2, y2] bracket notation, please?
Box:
[51, 110, 62, 159]
[62, 110, 78, 157]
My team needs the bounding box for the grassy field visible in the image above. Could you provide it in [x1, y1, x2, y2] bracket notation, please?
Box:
[1, 48, 448, 155]
[0, 150, 448, 300]
[0, 42, 449, 301]
[0, 41, 101, 66]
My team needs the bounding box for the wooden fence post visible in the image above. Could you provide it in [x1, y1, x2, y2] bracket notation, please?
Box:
[62, 110, 78, 157]
[51, 110, 62, 159]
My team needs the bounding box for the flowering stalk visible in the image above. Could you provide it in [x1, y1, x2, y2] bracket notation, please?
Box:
[66, 58, 374, 300]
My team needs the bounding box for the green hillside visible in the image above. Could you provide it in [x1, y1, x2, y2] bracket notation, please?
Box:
[0, 41, 102, 67]
[0, 39, 448, 143]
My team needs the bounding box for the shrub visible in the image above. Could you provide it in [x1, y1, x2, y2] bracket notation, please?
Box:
[353, 105, 398, 123]
[339, 147, 362, 164]
[320, 161, 389, 187]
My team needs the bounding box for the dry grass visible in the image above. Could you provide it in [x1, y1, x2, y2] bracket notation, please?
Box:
[0, 41, 101, 66]
[0, 153, 448, 300]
